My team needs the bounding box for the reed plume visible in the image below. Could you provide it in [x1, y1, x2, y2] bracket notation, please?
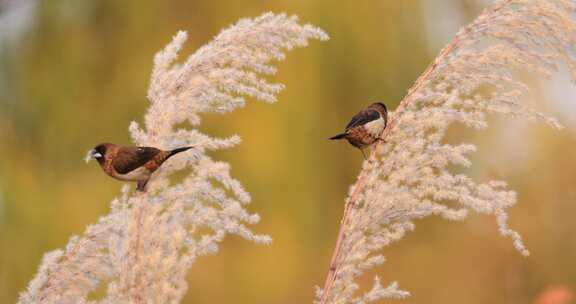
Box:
[19, 13, 327, 303]
[317, 1, 575, 303]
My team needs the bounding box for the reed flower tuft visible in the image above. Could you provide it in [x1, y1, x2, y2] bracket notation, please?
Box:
[317, 1, 576, 303]
[19, 13, 327, 303]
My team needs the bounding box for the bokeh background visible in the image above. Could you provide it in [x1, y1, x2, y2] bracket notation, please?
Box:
[1, 0, 575, 303]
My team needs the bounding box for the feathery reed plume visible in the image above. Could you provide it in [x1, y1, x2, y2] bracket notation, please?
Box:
[317, 1, 575, 303]
[19, 13, 327, 303]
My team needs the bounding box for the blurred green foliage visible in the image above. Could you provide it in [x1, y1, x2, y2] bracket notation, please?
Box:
[1, 0, 575, 303]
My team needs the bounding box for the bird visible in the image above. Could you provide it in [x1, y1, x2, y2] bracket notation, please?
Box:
[88, 143, 193, 192]
[329, 102, 388, 159]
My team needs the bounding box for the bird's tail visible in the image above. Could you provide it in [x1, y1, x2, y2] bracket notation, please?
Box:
[329, 133, 347, 140]
[168, 146, 193, 158]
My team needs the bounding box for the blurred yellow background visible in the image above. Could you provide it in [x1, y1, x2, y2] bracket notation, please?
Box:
[1, 0, 575, 303]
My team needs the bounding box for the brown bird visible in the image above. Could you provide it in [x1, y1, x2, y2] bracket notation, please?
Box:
[88, 143, 193, 192]
[329, 102, 388, 159]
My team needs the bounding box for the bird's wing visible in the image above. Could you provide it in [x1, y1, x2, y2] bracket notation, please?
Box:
[345, 109, 381, 130]
[112, 146, 161, 174]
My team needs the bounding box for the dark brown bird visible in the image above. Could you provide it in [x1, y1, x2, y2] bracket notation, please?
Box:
[88, 143, 193, 192]
[329, 102, 388, 158]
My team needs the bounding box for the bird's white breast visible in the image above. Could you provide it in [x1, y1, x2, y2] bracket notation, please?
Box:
[112, 166, 151, 181]
[364, 116, 385, 137]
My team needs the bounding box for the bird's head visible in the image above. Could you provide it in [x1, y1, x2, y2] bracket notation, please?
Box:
[369, 102, 387, 114]
[86, 143, 113, 164]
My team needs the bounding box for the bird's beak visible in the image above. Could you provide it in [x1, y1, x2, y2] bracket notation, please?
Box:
[91, 150, 102, 158]
[85, 149, 101, 163]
